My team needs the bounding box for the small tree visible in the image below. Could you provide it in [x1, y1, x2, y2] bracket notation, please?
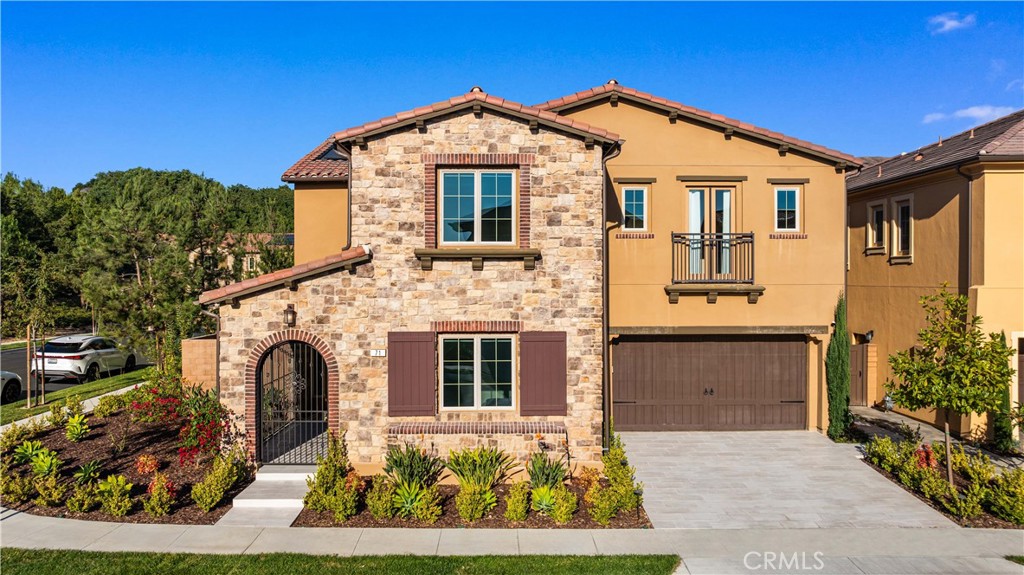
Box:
[886, 287, 1015, 484]
[825, 293, 852, 439]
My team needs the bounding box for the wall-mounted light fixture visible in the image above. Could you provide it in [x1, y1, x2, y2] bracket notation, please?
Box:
[865, 330, 874, 343]
[283, 304, 297, 328]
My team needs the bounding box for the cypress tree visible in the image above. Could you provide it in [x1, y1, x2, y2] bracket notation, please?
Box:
[825, 293, 852, 439]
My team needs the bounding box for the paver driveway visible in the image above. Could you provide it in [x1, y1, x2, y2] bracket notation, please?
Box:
[621, 431, 955, 529]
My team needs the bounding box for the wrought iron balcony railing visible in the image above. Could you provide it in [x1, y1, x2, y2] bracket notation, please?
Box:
[671, 232, 755, 284]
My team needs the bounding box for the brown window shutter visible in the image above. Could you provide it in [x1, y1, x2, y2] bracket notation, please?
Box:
[519, 331, 567, 416]
[387, 332, 436, 416]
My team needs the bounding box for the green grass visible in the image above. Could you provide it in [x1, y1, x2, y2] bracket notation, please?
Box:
[0, 367, 154, 425]
[0, 549, 679, 575]
[1, 340, 30, 351]
[1007, 556, 1024, 566]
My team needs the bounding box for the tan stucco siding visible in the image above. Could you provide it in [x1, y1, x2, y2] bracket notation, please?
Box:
[294, 182, 349, 265]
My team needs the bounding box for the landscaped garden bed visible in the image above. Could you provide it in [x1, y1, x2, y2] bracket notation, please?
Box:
[0, 373, 251, 524]
[861, 435, 1023, 529]
[293, 433, 652, 529]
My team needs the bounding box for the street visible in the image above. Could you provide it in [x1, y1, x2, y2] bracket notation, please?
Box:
[1, 347, 81, 402]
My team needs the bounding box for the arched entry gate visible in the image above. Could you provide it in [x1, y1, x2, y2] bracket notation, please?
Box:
[256, 341, 328, 464]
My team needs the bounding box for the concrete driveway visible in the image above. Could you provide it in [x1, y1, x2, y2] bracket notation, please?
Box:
[621, 431, 955, 529]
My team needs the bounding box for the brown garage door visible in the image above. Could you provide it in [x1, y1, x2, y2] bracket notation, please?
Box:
[612, 335, 807, 431]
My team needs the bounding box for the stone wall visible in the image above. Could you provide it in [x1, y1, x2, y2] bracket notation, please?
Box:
[218, 109, 606, 464]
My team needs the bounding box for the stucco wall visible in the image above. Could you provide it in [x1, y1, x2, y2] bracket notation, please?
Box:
[294, 182, 349, 265]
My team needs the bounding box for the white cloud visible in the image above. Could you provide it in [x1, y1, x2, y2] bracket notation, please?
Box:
[1006, 79, 1024, 92]
[928, 12, 977, 34]
[923, 105, 1016, 125]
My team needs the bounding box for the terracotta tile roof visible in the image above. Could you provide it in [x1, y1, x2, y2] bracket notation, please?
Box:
[198, 245, 370, 304]
[847, 108, 1024, 191]
[330, 89, 621, 144]
[282, 138, 350, 183]
[535, 83, 862, 166]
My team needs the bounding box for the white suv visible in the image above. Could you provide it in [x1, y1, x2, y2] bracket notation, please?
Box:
[31, 335, 138, 384]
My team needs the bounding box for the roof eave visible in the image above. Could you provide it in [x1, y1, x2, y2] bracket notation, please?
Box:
[199, 251, 372, 305]
[282, 175, 350, 184]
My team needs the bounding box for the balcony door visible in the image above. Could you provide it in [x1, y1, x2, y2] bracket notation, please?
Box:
[687, 188, 733, 277]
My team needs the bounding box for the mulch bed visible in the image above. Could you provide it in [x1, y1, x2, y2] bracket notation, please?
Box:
[293, 481, 652, 529]
[4, 409, 249, 524]
[863, 460, 1021, 529]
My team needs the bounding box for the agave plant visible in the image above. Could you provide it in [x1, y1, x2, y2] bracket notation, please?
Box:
[391, 478, 428, 518]
[530, 485, 556, 515]
[30, 449, 63, 477]
[12, 440, 46, 464]
[445, 446, 514, 490]
[526, 451, 566, 489]
[74, 460, 103, 485]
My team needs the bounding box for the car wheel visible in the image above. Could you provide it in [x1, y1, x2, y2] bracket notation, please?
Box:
[124, 355, 136, 371]
[1, 381, 20, 404]
[84, 364, 100, 383]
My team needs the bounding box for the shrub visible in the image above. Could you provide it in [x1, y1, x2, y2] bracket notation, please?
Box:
[97, 475, 134, 516]
[384, 443, 445, 488]
[1, 471, 35, 504]
[33, 475, 68, 507]
[825, 293, 853, 439]
[575, 466, 601, 495]
[30, 449, 62, 477]
[192, 452, 241, 512]
[412, 485, 442, 524]
[530, 485, 556, 515]
[65, 414, 90, 442]
[550, 484, 577, 524]
[603, 434, 642, 512]
[74, 461, 103, 485]
[526, 452, 566, 489]
[986, 468, 1024, 525]
[64, 395, 84, 419]
[942, 483, 987, 519]
[135, 455, 160, 475]
[588, 486, 620, 525]
[143, 472, 176, 518]
[919, 468, 954, 501]
[66, 484, 100, 513]
[304, 432, 363, 522]
[503, 481, 530, 522]
[949, 444, 996, 486]
[365, 475, 396, 520]
[177, 386, 229, 466]
[107, 413, 134, 454]
[129, 375, 183, 423]
[990, 384, 1016, 454]
[1, 423, 32, 453]
[446, 446, 514, 491]
[455, 484, 496, 522]
[863, 436, 917, 473]
[46, 402, 68, 428]
[93, 394, 128, 418]
[12, 440, 46, 465]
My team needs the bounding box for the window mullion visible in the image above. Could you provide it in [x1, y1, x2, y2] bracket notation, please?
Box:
[475, 172, 482, 244]
[474, 337, 482, 409]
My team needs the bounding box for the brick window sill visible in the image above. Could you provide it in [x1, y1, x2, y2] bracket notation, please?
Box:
[413, 248, 541, 271]
[387, 421, 565, 435]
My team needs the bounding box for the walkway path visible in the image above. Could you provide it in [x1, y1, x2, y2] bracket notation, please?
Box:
[2, 507, 1021, 574]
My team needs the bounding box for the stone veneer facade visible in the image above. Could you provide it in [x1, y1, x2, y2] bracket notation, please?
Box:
[217, 110, 606, 466]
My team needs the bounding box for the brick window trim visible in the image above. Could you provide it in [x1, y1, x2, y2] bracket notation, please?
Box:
[430, 320, 522, 333]
[768, 233, 809, 240]
[423, 153, 535, 248]
[615, 232, 655, 240]
[387, 421, 566, 436]
[244, 329, 340, 461]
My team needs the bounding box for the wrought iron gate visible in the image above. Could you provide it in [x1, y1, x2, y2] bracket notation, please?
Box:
[257, 341, 328, 464]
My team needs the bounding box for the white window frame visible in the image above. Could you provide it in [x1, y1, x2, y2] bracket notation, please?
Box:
[438, 169, 517, 246]
[622, 186, 649, 231]
[438, 334, 516, 411]
[866, 201, 887, 253]
[773, 187, 800, 232]
[890, 194, 914, 262]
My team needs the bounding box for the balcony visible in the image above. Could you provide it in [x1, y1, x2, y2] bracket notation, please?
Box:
[666, 233, 764, 304]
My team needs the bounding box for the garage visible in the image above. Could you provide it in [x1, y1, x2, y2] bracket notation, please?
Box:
[611, 335, 807, 431]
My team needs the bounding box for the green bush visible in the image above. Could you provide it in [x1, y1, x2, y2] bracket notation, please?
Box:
[97, 475, 133, 516]
[74, 461, 103, 485]
[65, 414, 90, 442]
[304, 432, 363, 522]
[365, 476, 395, 520]
[46, 402, 68, 428]
[191, 452, 240, 512]
[446, 446, 514, 491]
[526, 452, 566, 489]
[986, 468, 1024, 525]
[30, 449, 62, 477]
[384, 443, 445, 488]
[64, 395, 84, 419]
[503, 481, 530, 522]
[455, 484, 496, 522]
[411, 485, 442, 524]
[12, 440, 46, 465]
[863, 436, 917, 473]
[588, 485, 620, 525]
[1, 470, 35, 504]
[33, 475, 68, 507]
[530, 485, 555, 515]
[393, 479, 427, 518]
[942, 483, 987, 519]
[66, 484, 100, 513]
[93, 394, 128, 418]
[990, 386, 1016, 454]
[603, 434, 642, 512]
[918, 468, 954, 501]
[143, 472, 176, 518]
[1, 423, 33, 454]
[825, 293, 853, 439]
[550, 485, 577, 524]
[949, 444, 996, 485]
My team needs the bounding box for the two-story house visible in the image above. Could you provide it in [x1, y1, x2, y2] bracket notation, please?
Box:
[846, 110, 1024, 439]
[196, 82, 860, 470]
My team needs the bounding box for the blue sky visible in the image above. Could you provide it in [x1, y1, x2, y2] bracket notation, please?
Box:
[3, 2, 1022, 192]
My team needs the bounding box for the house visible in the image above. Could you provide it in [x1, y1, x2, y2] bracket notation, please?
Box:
[846, 109, 1024, 439]
[194, 81, 860, 470]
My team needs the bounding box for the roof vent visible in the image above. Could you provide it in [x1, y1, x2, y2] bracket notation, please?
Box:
[914, 152, 924, 161]
[607, 78, 619, 85]
[937, 136, 943, 147]
[469, 86, 484, 93]
[900, 152, 907, 156]
[969, 128, 975, 139]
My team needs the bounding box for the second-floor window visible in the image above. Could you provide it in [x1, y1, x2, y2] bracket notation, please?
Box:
[893, 197, 913, 256]
[775, 187, 799, 231]
[623, 187, 648, 230]
[440, 170, 515, 245]
[867, 203, 885, 249]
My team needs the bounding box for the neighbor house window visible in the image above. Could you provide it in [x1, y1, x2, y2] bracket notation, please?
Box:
[440, 335, 514, 409]
[866, 202, 886, 250]
[891, 196, 913, 259]
[775, 188, 799, 231]
[439, 170, 515, 244]
[623, 187, 648, 230]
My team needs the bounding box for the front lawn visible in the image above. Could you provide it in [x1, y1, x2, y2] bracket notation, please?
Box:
[0, 549, 681, 575]
[0, 368, 154, 425]
[1007, 556, 1024, 566]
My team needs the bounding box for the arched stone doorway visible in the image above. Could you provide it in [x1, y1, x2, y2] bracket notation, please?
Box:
[255, 340, 329, 464]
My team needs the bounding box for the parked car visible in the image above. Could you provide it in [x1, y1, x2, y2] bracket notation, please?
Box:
[30, 335, 138, 384]
[1, 370, 23, 404]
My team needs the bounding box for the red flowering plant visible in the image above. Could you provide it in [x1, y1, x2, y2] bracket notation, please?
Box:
[177, 385, 230, 466]
[129, 374, 183, 423]
[915, 444, 937, 469]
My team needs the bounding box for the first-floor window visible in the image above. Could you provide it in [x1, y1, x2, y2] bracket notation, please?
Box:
[440, 335, 514, 409]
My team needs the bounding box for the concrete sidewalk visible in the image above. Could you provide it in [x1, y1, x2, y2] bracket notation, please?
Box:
[2, 507, 1021, 574]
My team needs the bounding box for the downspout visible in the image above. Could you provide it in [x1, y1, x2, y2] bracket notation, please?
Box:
[601, 141, 623, 453]
[338, 141, 354, 250]
[198, 307, 221, 397]
[955, 162, 974, 293]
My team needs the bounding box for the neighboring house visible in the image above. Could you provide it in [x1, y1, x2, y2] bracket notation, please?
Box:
[186, 233, 295, 283]
[846, 110, 1024, 439]
[195, 81, 860, 469]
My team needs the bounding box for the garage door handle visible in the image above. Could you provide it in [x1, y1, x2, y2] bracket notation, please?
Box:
[613, 400, 636, 404]
[779, 400, 805, 404]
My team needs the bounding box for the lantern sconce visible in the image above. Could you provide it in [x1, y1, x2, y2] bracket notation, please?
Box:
[283, 304, 297, 328]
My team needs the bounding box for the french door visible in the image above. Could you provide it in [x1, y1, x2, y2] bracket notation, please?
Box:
[687, 188, 734, 276]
